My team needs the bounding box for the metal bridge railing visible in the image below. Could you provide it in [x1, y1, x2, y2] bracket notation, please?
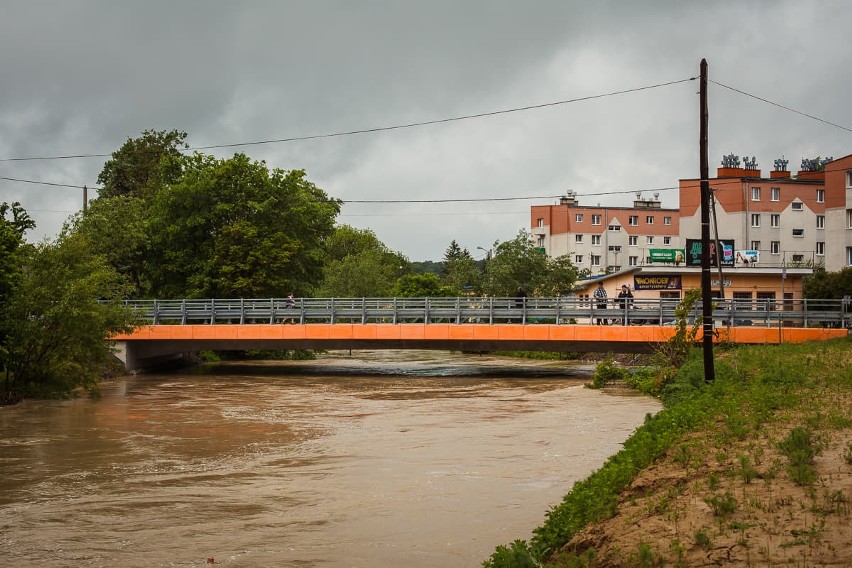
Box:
[120, 297, 852, 329]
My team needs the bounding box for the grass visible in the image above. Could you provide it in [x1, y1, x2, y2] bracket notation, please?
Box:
[482, 336, 852, 567]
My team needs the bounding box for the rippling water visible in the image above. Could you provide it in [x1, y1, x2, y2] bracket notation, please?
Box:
[0, 350, 660, 567]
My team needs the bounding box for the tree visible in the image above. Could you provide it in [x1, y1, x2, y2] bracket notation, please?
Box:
[482, 229, 580, 296]
[803, 267, 852, 301]
[317, 225, 409, 297]
[97, 129, 188, 199]
[0, 202, 34, 305]
[145, 153, 340, 298]
[439, 240, 481, 293]
[1, 234, 136, 399]
[392, 273, 456, 297]
[64, 195, 153, 297]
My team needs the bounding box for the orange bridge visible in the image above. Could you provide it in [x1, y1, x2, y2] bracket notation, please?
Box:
[112, 323, 847, 371]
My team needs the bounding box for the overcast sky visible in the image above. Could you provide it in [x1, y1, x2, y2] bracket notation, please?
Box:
[2, 0, 850, 261]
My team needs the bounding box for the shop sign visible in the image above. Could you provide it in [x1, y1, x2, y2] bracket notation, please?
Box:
[633, 275, 682, 290]
[648, 249, 685, 264]
[685, 239, 735, 267]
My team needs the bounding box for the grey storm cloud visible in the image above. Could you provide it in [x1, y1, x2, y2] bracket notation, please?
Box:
[1, 0, 850, 261]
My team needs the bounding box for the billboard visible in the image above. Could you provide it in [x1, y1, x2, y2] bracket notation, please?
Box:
[633, 275, 682, 290]
[734, 250, 760, 265]
[648, 249, 685, 264]
[685, 239, 735, 267]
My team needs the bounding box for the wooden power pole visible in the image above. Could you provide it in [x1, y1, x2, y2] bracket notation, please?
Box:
[699, 59, 715, 382]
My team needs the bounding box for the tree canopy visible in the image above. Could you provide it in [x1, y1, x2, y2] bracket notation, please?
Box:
[481, 230, 581, 297]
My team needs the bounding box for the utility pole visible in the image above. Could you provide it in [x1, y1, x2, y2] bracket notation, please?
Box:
[699, 59, 716, 382]
[83, 185, 88, 212]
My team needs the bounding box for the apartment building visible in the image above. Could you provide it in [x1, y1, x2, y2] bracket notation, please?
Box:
[533, 153, 852, 303]
[530, 191, 681, 275]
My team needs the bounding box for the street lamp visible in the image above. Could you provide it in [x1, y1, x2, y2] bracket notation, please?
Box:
[477, 246, 492, 261]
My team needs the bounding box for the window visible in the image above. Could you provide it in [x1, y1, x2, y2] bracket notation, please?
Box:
[771, 187, 780, 201]
[663, 216, 672, 225]
[817, 215, 825, 229]
[575, 213, 584, 222]
[816, 242, 825, 256]
[847, 209, 852, 228]
[792, 254, 804, 262]
[575, 234, 583, 243]
[751, 187, 761, 201]
[628, 256, 638, 266]
[750, 240, 760, 251]
[607, 245, 622, 252]
[848, 247, 852, 266]
[770, 241, 780, 254]
[750, 213, 761, 227]
[628, 215, 638, 226]
[536, 217, 544, 228]
[591, 255, 601, 266]
[591, 214, 601, 225]
[608, 224, 621, 232]
[536, 235, 545, 247]
[770, 214, 780, 228]
[663, 236, 671, 245]
[757, 292, 776, 310]
[792, 201, 803, 211]
[847, 172, 852, 188]
[575, 254, 583, 264]
[591, 235, 601, 245]
[629, 235, 638, 246]
[646, 215, 654, 224]
[792, 228, 804, 237]
[646, 236, 654, 244]
[816, 189, 825, 203]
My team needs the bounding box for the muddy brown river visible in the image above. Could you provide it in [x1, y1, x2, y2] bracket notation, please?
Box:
[0, 350, 661, 567]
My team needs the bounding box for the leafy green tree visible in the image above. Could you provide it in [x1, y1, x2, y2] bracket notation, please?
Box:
[440, 240, 481, 293]
[317, 225, 409, 297]
[318, 248, 403, 297]
[97, 129, 188, 199]
[803, 267, 852, 300]
[0, 202, 34, 305]
[1, 235, 136, 399]
[146, 153, 340, 298]
[64, 195, 153, 297]
[392, 273, 456, 297]
[482, 229, 580, 297]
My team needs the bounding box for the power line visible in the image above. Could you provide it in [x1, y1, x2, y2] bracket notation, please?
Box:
[709, 80, 852, 134]
[0, 175, 93, 189]
[341, 187, 678, 204]
[0, 78, 697, 163]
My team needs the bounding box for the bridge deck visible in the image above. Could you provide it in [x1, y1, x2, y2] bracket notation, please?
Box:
[111, 323, 848, 370]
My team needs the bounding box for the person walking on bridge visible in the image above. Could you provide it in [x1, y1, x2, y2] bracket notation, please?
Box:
[617, 285, 634, 325]
[593, 281, 608, 325]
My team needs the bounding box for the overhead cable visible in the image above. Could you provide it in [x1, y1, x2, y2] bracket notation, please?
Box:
[0, 77, 697, 163]
[710, 80, 852, 134]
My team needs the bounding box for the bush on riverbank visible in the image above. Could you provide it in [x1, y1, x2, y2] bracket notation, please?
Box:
[483, 337, 852, 567]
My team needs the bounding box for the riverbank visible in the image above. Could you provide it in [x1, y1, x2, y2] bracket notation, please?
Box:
[485, 337, 852, 567]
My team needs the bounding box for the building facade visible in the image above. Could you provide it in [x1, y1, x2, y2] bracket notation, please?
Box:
[532, 153, 852, 303]
[531, 191, 682, 276]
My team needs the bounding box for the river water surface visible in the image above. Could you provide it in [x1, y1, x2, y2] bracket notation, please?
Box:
[0, 350, 660, 567]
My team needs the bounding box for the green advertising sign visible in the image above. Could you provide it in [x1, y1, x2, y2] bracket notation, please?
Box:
[648, 249, 685, 263]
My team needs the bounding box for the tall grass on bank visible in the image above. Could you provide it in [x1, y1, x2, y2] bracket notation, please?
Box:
[483, 337, 852, 567]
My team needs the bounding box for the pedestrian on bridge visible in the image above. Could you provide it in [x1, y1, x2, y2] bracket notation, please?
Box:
[593, 281, 608, 325]
[617, 285, 634, 324]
